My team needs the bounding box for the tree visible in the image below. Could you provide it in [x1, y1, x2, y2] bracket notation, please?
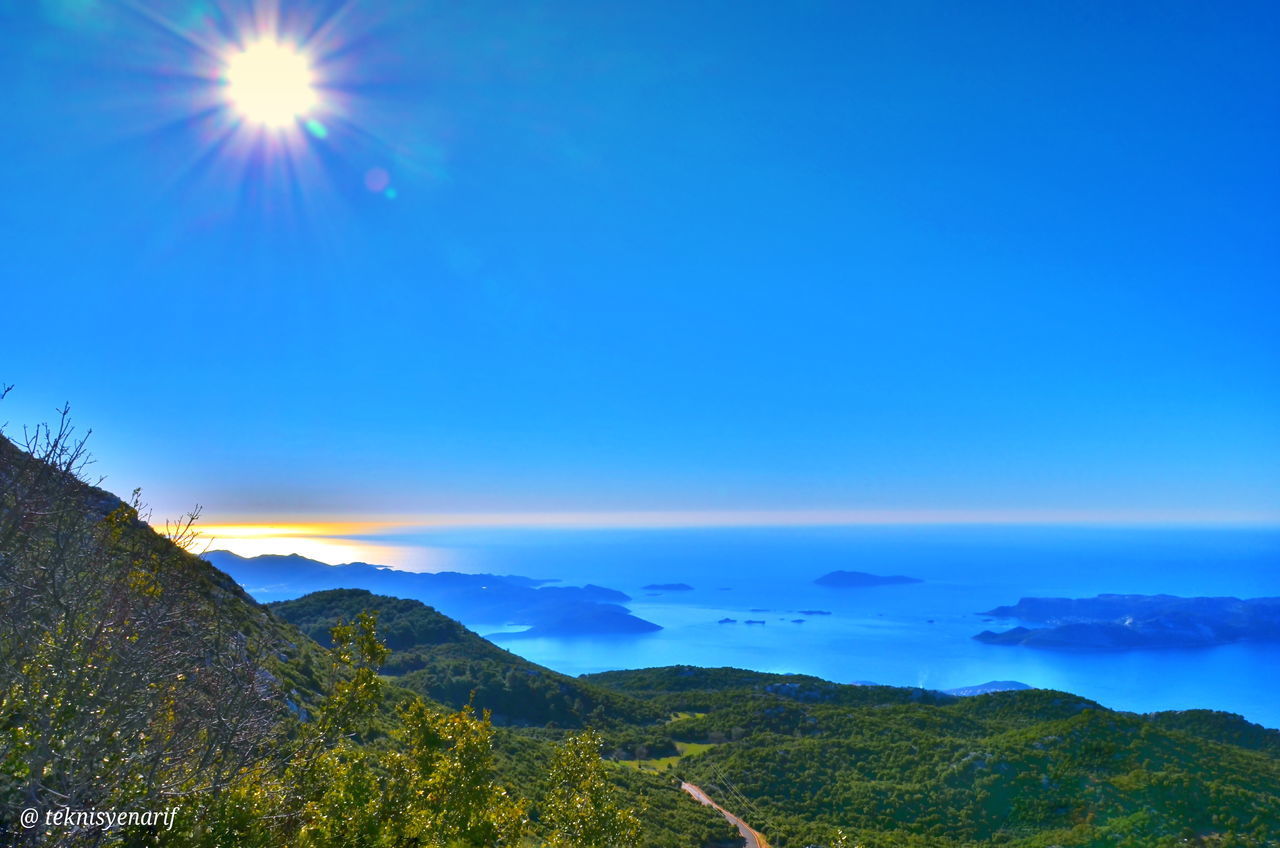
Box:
[541, 730, 642, 848]
[386, 701, 526, 846]
[180, 614, 526, 848]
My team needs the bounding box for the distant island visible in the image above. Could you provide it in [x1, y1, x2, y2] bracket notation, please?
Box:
[815, 570, 923, 588]
[493, 605, 662, 639]
[974, 594, 1280, 651]
[798, 609, 831, 615]
[642, 583, 694, 591]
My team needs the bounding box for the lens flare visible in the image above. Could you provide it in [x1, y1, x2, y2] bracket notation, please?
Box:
[115, 0, 413, 224]
[224, 41, 317, 127]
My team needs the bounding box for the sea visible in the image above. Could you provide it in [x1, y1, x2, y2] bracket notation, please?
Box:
[371, 525, 1280, 729]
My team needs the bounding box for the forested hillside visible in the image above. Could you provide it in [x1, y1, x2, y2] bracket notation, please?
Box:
[583, 667, 1280, 847]
[269, 589, 664, 728]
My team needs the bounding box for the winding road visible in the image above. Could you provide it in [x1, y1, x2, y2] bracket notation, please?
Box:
[681, 781, 772, 848]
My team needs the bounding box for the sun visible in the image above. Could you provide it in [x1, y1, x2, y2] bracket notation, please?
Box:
[224, 41, 318, 127]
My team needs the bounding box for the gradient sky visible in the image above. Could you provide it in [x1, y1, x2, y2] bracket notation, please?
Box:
[2, 0, 1277, 525]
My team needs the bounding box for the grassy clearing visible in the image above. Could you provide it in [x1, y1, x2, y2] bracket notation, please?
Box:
[617, 741, 718, 773]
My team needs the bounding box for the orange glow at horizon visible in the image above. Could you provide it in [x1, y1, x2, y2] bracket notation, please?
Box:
[184, 521, 439, 571]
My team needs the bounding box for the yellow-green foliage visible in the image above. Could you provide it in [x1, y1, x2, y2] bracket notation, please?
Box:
[174, 616, 528, 848]
[540, 730, 643, 848]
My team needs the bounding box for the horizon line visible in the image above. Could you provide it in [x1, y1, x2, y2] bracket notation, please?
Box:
[188, 508, 1280, 536]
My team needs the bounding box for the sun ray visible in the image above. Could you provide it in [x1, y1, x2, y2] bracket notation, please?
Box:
[298, 0, 361, 54]
[117, 0, 231, 64]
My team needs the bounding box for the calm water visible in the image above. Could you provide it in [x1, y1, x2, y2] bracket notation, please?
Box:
[376, 525, 1280, 728]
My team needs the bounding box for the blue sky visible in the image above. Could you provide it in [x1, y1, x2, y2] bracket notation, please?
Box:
[1, 0, 1277, 524]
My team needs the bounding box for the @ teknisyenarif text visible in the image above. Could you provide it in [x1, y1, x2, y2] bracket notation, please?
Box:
[20, 806, 181, 831]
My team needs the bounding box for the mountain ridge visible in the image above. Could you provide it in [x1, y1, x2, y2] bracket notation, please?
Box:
[204, 548, 662, 638]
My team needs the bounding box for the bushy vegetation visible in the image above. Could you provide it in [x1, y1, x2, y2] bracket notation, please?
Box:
[0, 412, 301, 841]
[175, 612, 530, 847]
[539, 729, 641, 847]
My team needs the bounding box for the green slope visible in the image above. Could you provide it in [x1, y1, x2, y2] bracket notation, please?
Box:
[269, 588, 665, 728]
[583, 666, 1280, 847]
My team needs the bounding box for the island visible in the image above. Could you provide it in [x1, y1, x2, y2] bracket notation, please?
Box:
[814, 570, 923, 588]
[717, 617, 737, 624]
[798, 609, 832, 615]
[495, 605, 663, 639]
[642, 583, 694, 591]
[974, 594, 1280, 651]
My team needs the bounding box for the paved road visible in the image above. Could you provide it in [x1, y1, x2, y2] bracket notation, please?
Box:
[681, 781, 771, 848]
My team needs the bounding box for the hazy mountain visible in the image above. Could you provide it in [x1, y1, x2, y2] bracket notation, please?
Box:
[203, 549, 661, 638]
